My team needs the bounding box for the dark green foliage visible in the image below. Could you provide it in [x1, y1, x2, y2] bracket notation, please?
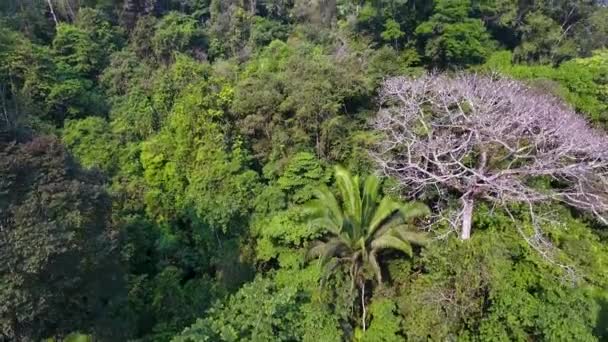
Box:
[152, 12, 204, 63]
[232, 39, 371, 161]
[415, 0, 496, 68]
[0, 136, 123, 341]
[249, 17, 290, 48]
[513, 11, 575, 64]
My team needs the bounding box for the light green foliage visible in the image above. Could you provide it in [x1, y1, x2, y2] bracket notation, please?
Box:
[360, 298, 403, 342]
[251, 154, 329, 265]
[306, 165, 429, 288]
[62, 116, 118, 173]
[105, 53, 210, 141]
[252, 208, 316, 263]
[174, 276, 343, 342]
[63, 333, 93, 342]
[277, 152, 331, 203]
[52, 24, 102, 76]
[399, 205, 607, 341]
[0, 28, 55, 128]
[140, 70, 260, 231]
[416, 0, 495, 68]
[380, 19, 404, 46]
[46, 333, 94, 342]
[53, 8, 121, 76]
[482, 50, 608, 125]
[45, 8, 121, 123]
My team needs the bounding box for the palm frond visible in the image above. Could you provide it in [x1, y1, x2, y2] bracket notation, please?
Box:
[361, 173, 381, 228]
[312, 186, 343, 222]
[371, 235, 414, 257]
[367, 197, 402, 238]
[371, 211, 406, 239]
[308, 215, 342, 235]
[368, 250, 383, 284]
[307, 238, 347, 265]
[390, 225, 430, 246]
[319, 258, 346, 288]
[305, 186, 343, 233]
[341, 217, 361, 243]
[400, 201, 431, 222]
[335, 166, 361, 222]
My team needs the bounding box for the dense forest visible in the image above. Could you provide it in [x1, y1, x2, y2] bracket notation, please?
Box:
[2, 0, 608, 341]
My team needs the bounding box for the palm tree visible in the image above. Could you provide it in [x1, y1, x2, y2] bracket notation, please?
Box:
[305, 166, 429, 330]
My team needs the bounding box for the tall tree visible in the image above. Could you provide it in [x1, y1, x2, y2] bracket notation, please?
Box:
[0, 136, 123, 341]
[374, 73, 608, 240]
[415, 0, 495, 68]
[306, 166, 428, 330]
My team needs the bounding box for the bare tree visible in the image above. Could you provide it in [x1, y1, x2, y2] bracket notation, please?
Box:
[373, 73, 608, 240]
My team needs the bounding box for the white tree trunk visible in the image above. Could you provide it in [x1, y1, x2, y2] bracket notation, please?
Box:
[361, 281, 366, 331]
[461, 196, 474, 240]
[46, 0, 59, 26]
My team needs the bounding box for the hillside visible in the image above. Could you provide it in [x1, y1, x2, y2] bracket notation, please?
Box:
[1, 1, 608, 341]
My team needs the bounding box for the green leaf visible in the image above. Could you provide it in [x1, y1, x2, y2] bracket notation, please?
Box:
[371, 235, 414, 257]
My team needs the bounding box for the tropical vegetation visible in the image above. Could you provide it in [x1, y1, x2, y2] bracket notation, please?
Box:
[1, 0, 608, 341]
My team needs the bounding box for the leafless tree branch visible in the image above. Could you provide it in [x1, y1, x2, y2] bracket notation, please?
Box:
[373, 73, 608, 240]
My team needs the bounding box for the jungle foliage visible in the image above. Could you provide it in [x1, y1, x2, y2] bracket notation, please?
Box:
[1, 0, 608, 341]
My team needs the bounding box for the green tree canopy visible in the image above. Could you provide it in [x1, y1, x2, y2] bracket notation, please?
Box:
[0, 136, 123, 341]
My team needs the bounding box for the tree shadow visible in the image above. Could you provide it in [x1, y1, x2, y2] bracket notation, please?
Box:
[595, 296, 608, 339]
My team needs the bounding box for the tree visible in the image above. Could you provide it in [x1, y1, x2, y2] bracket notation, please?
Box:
[47, 9, 121, 124]
[574, 7, 608, 56]
[380, 18, 405, 48]
[52, 8, 121, 77]
[0, 136, 123, 341]
[277, 151, 331, 203]
[358, 298, 404, 342]
[152, 12, 203, 63]
[62, 116, 118, 173]
[206, 0, 253, 59]
[345, 0, 432, 47]
[0, 27, 57, 129]
[305, 166, 428, 329]
[373, 73, 608, 240]
[399, 205, 608, 341]
[513, 11, 576, 65]
[415, 0, 495, 68]
[232, 39, 371, 161]
[292, 0, 337, 26]
[174, 276, 343, 342]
